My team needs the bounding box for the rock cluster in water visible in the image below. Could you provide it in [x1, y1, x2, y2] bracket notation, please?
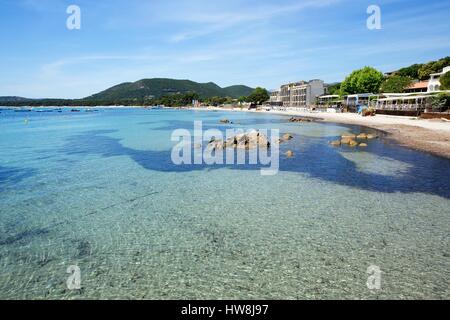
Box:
[206, 129, 297, 157]
[330, 132, 378, 147]
[289, 117, 313, 123]
[207, 130, 271, 150]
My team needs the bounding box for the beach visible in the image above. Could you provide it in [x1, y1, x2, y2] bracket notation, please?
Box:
[195, 107, 450, 159]
[7, 105, 450, 158]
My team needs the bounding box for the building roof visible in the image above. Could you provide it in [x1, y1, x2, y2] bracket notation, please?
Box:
[345, 93, 375, 98]
[319, 95, 340, 99]
[378, 95, 430, 101]
[406, 81, 428, 90]
[378, 90, 450, 101]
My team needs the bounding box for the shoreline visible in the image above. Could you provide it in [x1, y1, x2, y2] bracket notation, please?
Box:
[191, 107, 450, 159]
[3, 105, 450, 159]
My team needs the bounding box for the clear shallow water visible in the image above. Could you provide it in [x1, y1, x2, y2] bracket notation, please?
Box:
[0, 108, 449, 299]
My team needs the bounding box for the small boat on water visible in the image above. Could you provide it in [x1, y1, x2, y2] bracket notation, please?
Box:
[71, 109, 81, 112]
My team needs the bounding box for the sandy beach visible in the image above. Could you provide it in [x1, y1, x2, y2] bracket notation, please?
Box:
[194, 107, 450, 159]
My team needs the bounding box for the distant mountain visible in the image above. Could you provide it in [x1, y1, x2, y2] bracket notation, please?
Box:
[222, 85, 255, 98]
[0, 96, 32, 102]
[86, 78, 254, 100]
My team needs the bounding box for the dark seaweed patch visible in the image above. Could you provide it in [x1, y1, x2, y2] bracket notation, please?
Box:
[0, 228, 49, 246]
[58, 128, 450, 199]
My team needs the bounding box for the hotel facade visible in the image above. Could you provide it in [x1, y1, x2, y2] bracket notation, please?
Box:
[269, 79, 325, 108]
[428, 66, 450, 92]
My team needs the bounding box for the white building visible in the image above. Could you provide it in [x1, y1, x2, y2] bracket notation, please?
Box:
[269, 90, 282, 106]
[269, 80, 324, 108]
[428, 66, 450, 92]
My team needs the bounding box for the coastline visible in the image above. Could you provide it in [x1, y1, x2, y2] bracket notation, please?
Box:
[191, 107, 450, 159]
[3, 105, 450, 159]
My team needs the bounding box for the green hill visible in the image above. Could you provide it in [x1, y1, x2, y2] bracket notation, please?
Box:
[86, 78, 254, 100]
[390, 56, 450, 80]
[0, 96, 32, 102]
[222, 85, 255, 98]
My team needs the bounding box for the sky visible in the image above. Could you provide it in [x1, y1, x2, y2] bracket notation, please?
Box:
[0, 0, 449, 99]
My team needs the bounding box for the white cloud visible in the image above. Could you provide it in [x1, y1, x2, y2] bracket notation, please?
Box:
[167, 0, 342, 42]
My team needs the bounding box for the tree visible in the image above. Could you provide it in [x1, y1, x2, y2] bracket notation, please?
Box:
[205, 96, 227, 106]
[380, 75, 413, 93]
[439, 72, 450, 90]
[430, 93, 450, 112]
[397, 64, 422, 79]
[418, 63, 437, 81]
[418, 57, 450, 80]
[246, 87, 269, 105]
[340, 67, 384, 95]
[327, 83, 341, 95]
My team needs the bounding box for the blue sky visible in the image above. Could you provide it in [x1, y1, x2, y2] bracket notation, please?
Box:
[0, 0, 449, 98]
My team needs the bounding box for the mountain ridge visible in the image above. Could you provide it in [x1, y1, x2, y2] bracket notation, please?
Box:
[86, 78, 254, 100]
[0, 96, 32, 102]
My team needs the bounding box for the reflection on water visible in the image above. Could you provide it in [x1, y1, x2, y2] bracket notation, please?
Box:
[0, 108, 449, 299]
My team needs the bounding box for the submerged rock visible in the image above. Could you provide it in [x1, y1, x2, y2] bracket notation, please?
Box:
[219, 119, 231, 124]
[359, 143, 368, 147]
[250, 131, 270, 149]
[349, 140, 358, 147]
[357, 133, 368, 139]
[208, 140, 225, 150]
[289, 117, 312, 123]
[341, 138, 352, 145]
[330, 140, 341, 146]
[285, 150, 294, 158]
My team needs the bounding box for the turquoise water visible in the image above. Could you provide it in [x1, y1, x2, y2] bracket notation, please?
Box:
[0, 108, 449, 299]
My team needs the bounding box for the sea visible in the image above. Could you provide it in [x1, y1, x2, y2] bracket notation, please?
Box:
[0, 107, 449, 299]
